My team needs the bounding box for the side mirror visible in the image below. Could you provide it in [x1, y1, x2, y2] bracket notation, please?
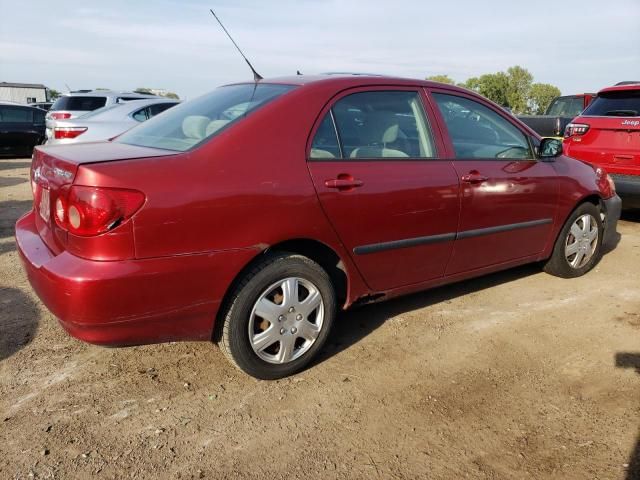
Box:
[538, 137, 563, 159]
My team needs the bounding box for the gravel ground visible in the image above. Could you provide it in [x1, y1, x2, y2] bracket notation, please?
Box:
[1, 157, 640, 480]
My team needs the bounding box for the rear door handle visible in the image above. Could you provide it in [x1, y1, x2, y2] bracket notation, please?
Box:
[325, 177, 364, 190]
[461, 172, 489, 184]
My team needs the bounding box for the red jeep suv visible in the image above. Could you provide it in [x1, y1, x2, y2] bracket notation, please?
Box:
[564, 83, 640, 209]
[16, 75, 621, 379]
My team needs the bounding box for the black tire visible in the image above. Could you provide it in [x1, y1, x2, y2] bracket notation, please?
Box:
[217, 252, 336, 379]
[543, 202, 604, 278]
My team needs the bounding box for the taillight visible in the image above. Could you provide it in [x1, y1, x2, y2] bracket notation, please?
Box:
[50, 112, 72, 120]
[54, 127, 87, 139]
[564, 123, 590, 137]
[54, 186, 145, 236]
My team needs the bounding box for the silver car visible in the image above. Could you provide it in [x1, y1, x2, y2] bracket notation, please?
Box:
[45, 90, 161, 139]
[45, 98, 179, 145]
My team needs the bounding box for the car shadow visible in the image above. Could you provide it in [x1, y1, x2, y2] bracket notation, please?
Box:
[0, 200, 33, 243]
[0, 161, 31, 171]
[315, 263, 541, 366]
[622, 209, 640, 223]
[0, 287, 40, 362]
[0, 176, 28, 188]
[615, 353, 640, 480]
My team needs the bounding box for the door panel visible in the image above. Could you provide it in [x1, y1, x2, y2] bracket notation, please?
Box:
[306, 87, 460, 291]
[445, 159, 557, 274]
[428, 89, 559, 274]
[308, 161, 460, 290]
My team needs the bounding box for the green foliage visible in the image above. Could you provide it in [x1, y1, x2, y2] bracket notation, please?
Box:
[47, 88, 61, 101]
[134, 87, 153, 94]
[463, 72, 509, 108]
[426, 74, 456, 85]
[164, 92, 180, 99]
[528, 83, 562, 114]
[505, 66, 533, 114]
[428, 66, 561, 115]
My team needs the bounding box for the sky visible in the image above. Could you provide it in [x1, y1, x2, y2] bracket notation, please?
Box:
[0, 0, 638, 99]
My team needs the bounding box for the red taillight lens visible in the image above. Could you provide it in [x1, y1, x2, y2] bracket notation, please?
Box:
[564, 123, 590, 138]
[54, 127, 87, 139]
[54, 186, 145, 236]
[51, 112, 72, 120]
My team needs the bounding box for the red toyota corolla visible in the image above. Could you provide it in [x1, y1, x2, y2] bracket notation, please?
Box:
[16, 75, 621, 379]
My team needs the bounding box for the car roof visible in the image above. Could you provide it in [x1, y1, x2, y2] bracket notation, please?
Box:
[0, 102, 45, 111]
[60, 90, 161, 98]
[599, 83, 640, 94]
[224, 73, 472, 94]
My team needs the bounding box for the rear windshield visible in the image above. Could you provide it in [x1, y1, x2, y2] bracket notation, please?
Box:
[545, 96, 585, 117]
[116, 83, 294, 152]
[51, 96, 107, 111]
[582, 90, 640, 117]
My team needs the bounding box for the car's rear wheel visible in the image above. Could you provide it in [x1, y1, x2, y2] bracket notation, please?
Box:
[218, 252, 336, 379]
[544, 202, 603, 278]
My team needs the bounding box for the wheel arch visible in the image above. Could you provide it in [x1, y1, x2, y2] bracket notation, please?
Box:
[213, 238, 349, 341]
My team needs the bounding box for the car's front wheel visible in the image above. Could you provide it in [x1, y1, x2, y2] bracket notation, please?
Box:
[544, 202, 604, 278]
[218, 252, 336, 379]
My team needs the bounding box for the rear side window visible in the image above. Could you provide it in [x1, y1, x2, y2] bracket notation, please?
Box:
[582, 90, 640, 117]
[310, 90, 436, 159]
[51, 96, 107, 111]
[0, 106, 34, 123]
[433, 93, 533, 160]
[117, 84, 294, 152]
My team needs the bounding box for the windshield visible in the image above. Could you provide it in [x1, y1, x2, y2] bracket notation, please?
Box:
[116, 84, 295, 152]
[52, 96, 107, 111]
[582, 90, 640, 117]
[545, 96, 585, 117]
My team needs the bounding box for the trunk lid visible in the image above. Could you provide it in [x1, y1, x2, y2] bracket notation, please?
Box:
[572, 116, 640, 171]
[31, 143, 179, 254]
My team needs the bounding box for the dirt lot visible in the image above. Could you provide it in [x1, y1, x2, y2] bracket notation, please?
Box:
[1, 157, 640, 479]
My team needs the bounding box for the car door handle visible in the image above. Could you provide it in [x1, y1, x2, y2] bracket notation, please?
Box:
[461, 172, 489, 184]
[325, 177, 364, 190]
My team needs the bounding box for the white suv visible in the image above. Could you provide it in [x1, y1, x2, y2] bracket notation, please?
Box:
[46, 90, 160, 140]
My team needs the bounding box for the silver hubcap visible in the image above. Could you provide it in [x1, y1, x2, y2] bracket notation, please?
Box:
[248, 277, 324, 364]
[565, 214, 598, 269]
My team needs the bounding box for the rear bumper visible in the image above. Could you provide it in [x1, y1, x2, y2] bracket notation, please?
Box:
[15, 210, 257, 346]
[610, 174, 640, 210]
[602, 195, 622, 248]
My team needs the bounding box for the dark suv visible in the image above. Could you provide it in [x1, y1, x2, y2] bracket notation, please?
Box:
[0, 103, 46, 157]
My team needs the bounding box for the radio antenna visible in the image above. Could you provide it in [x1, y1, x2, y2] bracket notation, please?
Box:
[209, 9, 263, 82]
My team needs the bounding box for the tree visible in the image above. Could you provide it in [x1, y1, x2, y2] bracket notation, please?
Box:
[463, 72, 509, 108]
[426, 74, 456, 85]
[528, 83, 561, 115]
[134, 87, 153, 94]
[47, 88, 61, 101]
[505, 66, 533, 114]
[164, 92, 179, 99]
[424, 65, 561, 113]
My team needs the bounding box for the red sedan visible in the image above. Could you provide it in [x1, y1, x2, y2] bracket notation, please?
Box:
[16, 75, 621, 379]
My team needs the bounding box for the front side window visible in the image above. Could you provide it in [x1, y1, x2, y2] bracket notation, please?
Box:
[433, 93, 533, 159]
[117, 84, 294, 152]
[310, 90, 436, 159]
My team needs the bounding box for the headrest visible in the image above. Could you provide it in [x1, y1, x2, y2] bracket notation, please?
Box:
[182, 115, 210, 139]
